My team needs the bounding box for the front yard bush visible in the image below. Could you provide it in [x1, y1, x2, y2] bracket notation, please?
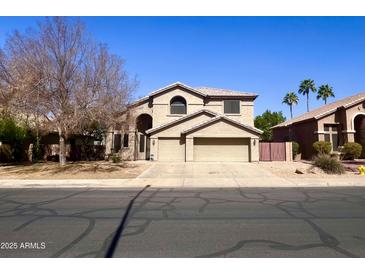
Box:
[342, 142, 362, 160]
[0, 144, 12, 162]
[0, 116, 30, 162]
[292, 141, 300, 159]
[313, 154, 345, 174]
[313, 141, 332, 155]
[111, 154, 121, 163]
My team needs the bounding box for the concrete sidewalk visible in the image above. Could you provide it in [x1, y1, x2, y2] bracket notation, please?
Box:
[0, 177, 364, 188]
[0, 162, 364, 188]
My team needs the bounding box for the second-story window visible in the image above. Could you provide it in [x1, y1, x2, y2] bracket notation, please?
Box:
[224, 100, 240, 114]
[170, 96, 187, 114]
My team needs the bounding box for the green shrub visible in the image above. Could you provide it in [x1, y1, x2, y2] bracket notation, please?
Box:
[313, 141, 332, 155]
[292, 141, 300, 159]
[111, 154, 121, 163]
[0, 144, 12, 162]
[0, 117, 27, 144]
[0, 116, 29, 162]
[313, 154, 345, 174]
[32, 134, 43, 161]
[342, 142, 362, 160]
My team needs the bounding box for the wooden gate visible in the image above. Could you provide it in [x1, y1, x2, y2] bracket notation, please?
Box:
[259, 142, 286, 161]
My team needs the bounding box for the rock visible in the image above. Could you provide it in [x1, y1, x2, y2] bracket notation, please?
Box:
[295, 168, 305, 174]
[308, 166, 325, 174]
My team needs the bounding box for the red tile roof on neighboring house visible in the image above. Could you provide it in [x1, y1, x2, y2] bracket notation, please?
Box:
[272, 91, 365, 129]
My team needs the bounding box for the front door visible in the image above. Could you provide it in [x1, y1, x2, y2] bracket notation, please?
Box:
[137, 133, 150, 160]
[146, 136, 150, 160]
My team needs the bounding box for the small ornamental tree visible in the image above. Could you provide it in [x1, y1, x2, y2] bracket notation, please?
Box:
[342, 142, 362, 160]
[313, 141, 332, 155]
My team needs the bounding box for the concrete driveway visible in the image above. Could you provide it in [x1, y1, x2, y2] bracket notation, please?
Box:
[135, 162, 292, 188]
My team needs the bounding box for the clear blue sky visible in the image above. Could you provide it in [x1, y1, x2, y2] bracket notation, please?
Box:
[0, 17, 364, 119]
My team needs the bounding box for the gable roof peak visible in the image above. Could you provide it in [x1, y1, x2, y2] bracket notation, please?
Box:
[145, 109, 219, 134]
[181, 115, 263, 135]
[148, 82, 207, 98]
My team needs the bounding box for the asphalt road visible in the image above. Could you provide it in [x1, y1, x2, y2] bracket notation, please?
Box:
[1, 187, 365, 257]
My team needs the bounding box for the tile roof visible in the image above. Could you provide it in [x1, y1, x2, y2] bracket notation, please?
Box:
[195, 86, 258, 97]
[127, 82, 258, 107]
[272, 91, 365, 128]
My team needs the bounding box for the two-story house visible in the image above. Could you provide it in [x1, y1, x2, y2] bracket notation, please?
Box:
[105, 82, 262, 162]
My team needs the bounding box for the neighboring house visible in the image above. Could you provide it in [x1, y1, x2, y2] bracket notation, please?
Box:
[272, 92, 365, 159]
[105, 82, 262, 162]
[40, 133, 103, 161]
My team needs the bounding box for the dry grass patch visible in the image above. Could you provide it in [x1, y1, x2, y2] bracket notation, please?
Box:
[0, 161, 151, 179]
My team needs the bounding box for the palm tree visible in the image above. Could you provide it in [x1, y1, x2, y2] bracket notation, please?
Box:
[317, 84, 334, 104]
[282, 92, 299, 119]
[298, 79, 317, 112]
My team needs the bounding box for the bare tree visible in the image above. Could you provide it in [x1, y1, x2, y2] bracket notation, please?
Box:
[0, 50, 16, 116]
[0, 17, 135, 165]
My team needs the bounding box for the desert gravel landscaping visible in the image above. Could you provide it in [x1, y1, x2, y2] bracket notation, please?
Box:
[258, 161, 359, 178]
[0, 161, 151, 180]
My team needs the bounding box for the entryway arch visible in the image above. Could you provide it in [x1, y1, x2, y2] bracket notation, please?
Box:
[354, 113, 365, 158]
[135, 114, 153, 160]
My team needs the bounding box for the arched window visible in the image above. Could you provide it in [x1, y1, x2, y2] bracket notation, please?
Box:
[170, 96, 187, 114]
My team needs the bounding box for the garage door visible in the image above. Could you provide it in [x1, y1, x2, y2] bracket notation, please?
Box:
[194, 138, 250, 162]
[158, 138, 185, 161]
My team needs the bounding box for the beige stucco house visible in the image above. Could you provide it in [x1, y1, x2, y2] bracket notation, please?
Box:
[105, 82, 262, 162]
